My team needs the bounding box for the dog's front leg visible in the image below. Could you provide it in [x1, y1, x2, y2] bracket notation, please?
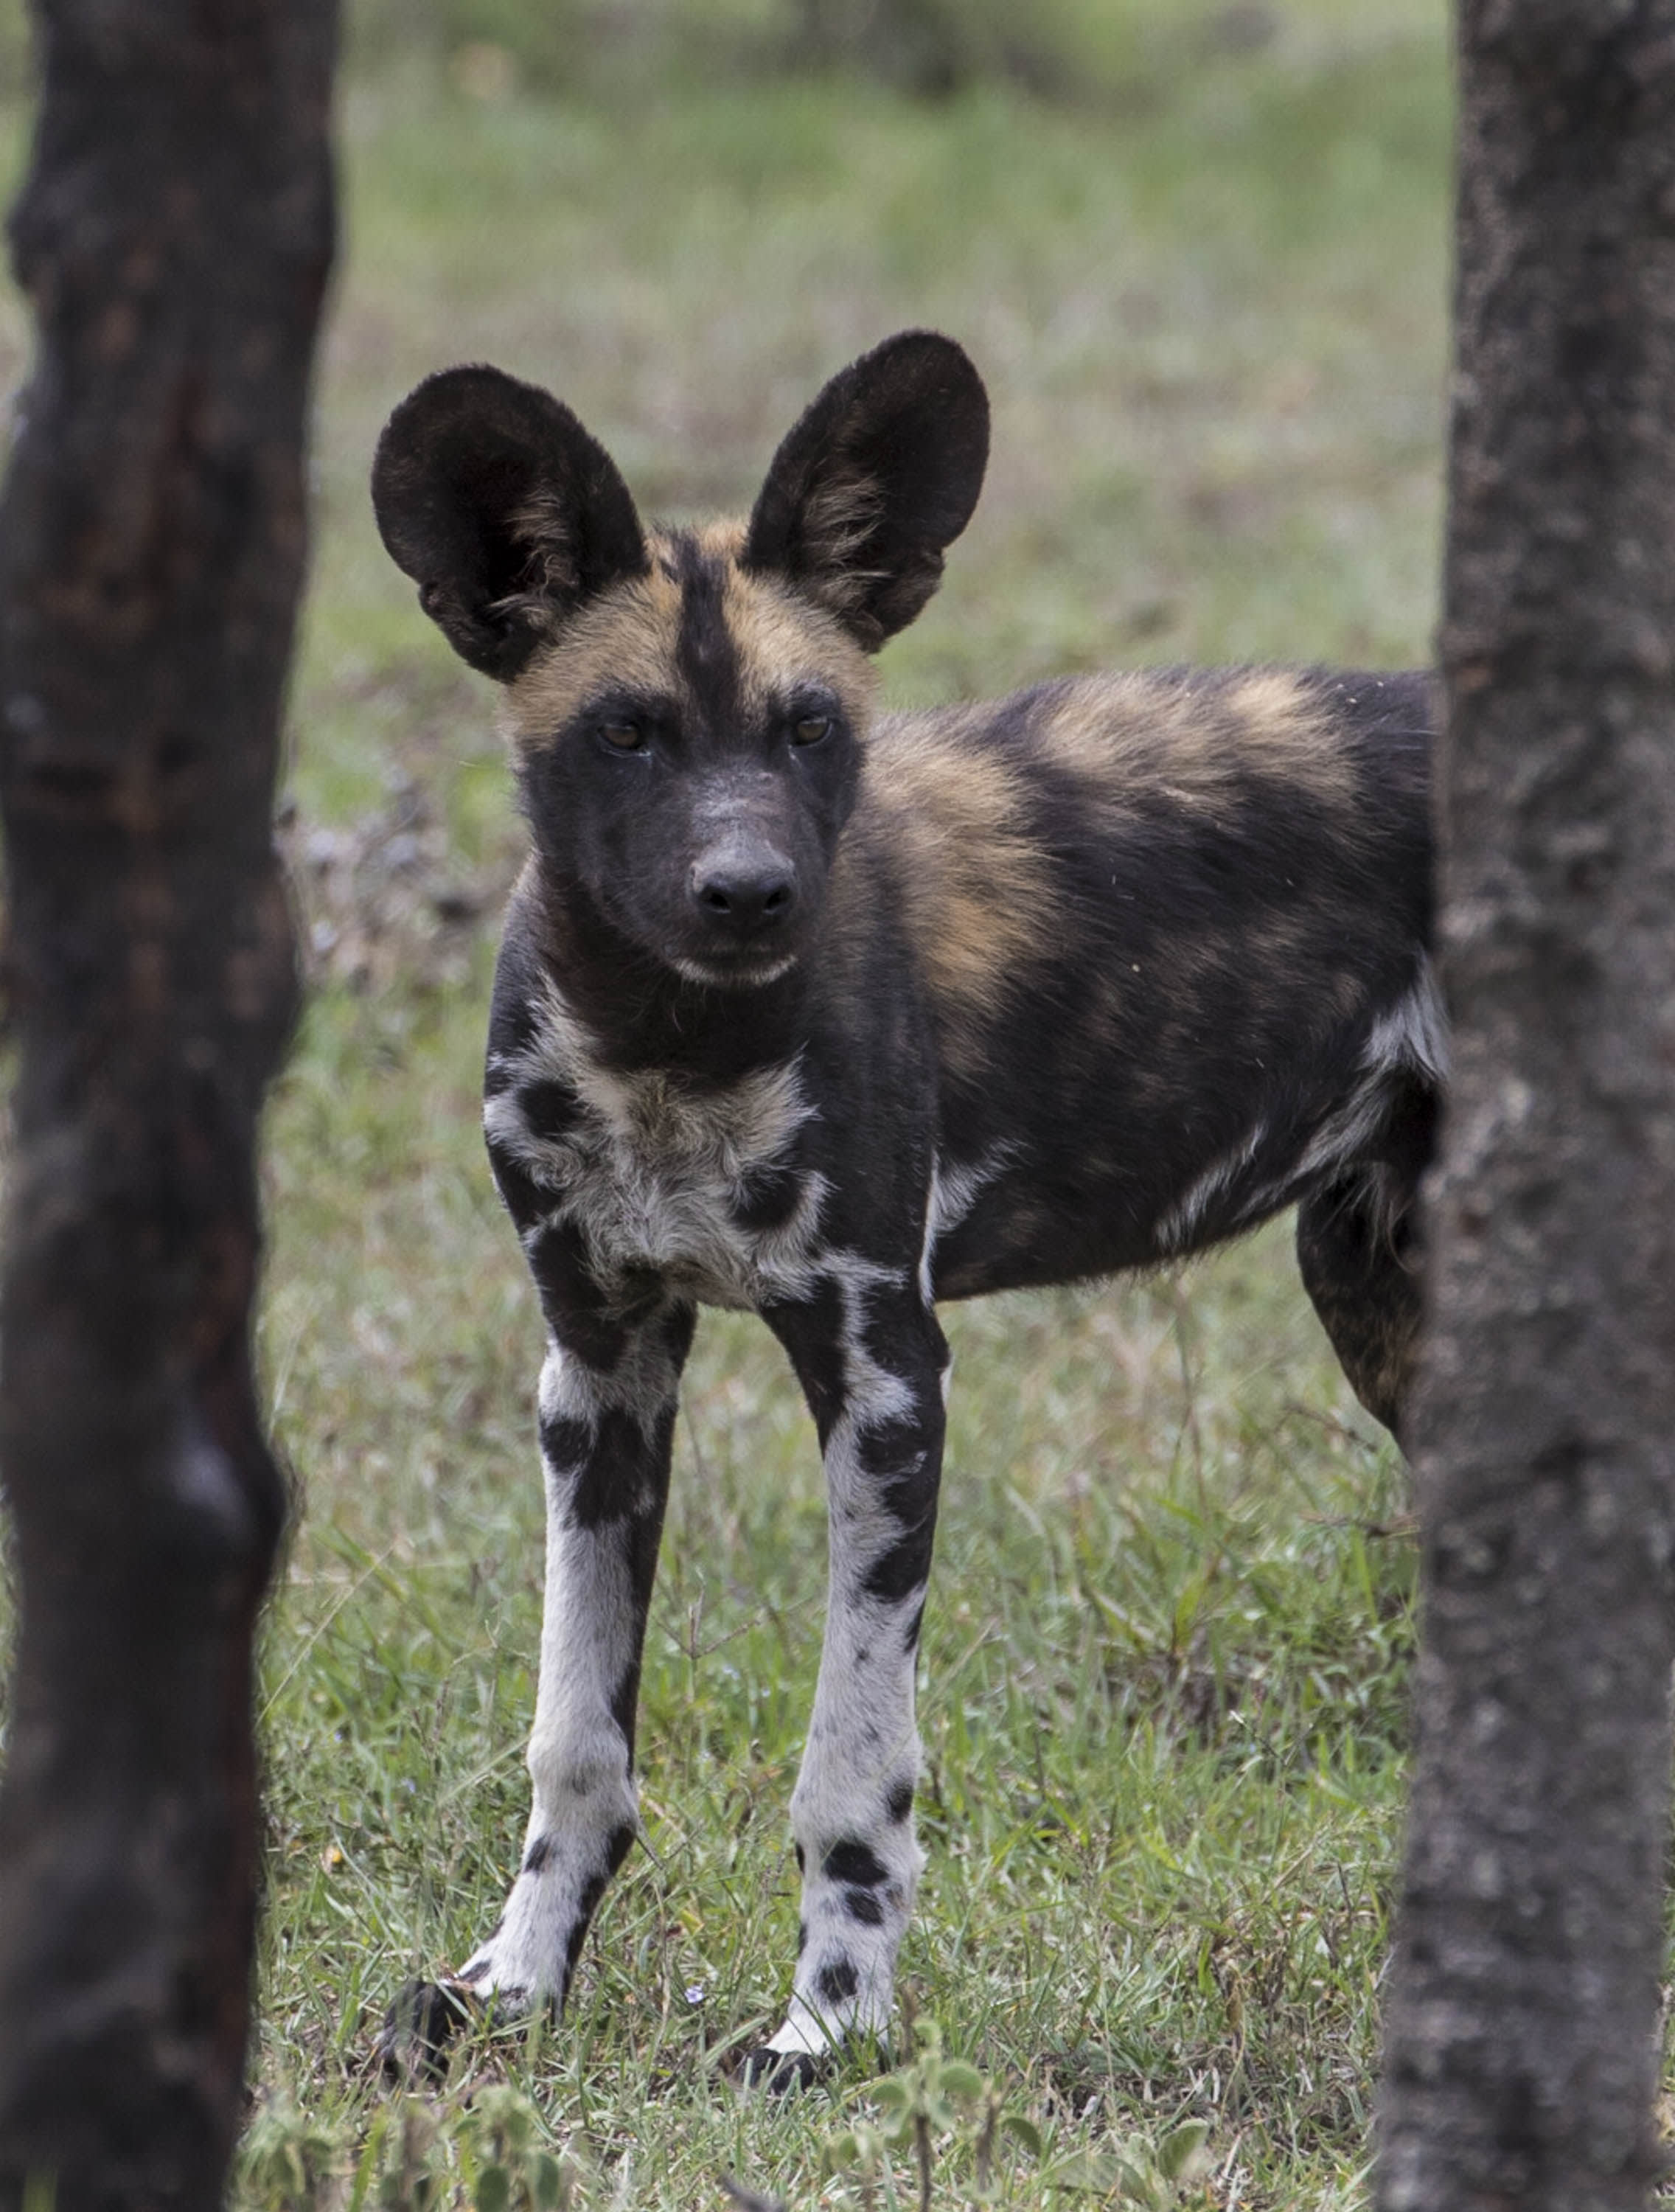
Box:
[748, 1274, 949, 2087]
[454, 1291, 695, 2017]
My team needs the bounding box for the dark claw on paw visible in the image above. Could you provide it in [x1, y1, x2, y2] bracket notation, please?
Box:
[377, 1978, 479, 2083]
[738, 2046, 826, 2094]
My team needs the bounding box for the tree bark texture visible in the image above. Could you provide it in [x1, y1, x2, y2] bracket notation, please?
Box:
[0, 6, 335, 2208]
[1377, 7, 1675, 2209]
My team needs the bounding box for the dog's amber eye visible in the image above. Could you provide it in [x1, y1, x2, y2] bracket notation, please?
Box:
[600, 720, 644, 751]
[792, 714, 831, 746]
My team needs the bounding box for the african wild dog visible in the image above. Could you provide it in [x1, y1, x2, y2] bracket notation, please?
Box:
[370, 331, 1438, 2086]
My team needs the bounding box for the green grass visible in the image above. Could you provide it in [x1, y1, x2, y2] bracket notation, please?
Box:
[0, 6, 1455, 2205]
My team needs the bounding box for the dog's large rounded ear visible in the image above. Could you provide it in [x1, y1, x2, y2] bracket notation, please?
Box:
[742, 331, 989, 652]
[372, 366, 648, 681]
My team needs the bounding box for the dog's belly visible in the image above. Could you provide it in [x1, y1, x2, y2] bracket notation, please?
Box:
[929, 961, 1446, 1301]
[927, 1099, 1379, 1300]
[931, 1194, 1155, 1300]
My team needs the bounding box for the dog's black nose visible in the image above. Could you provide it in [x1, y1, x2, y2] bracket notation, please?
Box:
[691, 855, 796, 931]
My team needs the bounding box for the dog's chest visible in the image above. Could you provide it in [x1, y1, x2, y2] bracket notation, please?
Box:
[486, 992, 829, 1308]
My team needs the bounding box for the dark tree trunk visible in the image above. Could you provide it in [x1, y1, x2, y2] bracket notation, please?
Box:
[0, 5, 335, 2208]
[1376, 7, 1675, 2210]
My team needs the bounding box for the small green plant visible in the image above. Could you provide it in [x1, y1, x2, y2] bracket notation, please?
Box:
[237, 2095, 344, 2212]
[349, 2098, 449, 2212]
[455, 2085, 577, 2212]
[1040, 2118, 1211, 2205]
[236, 2084, 585, 2212]
[824, 2019, 1042, 2211]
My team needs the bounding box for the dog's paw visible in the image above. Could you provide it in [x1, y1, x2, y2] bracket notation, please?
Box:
[375, 1977, 486, 2083]
[736, 2045, 827, 2094]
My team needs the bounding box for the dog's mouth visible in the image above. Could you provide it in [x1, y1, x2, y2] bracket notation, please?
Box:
[669, 947, 802, 991]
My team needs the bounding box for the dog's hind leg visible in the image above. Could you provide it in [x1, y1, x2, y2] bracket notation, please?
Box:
[1295, 1164, 1428, 1445]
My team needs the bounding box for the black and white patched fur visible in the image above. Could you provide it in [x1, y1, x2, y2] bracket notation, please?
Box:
[370, 333, 1438, 2086]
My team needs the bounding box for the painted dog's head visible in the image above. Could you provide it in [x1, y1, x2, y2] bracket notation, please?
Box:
[373, 333, 989, 990]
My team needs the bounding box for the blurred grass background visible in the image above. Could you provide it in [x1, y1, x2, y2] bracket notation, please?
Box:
[0, 1, 1456, 2205]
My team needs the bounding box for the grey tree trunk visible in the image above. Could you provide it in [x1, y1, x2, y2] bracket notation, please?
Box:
[0, 5, 335, 2207]
[1376, 7, 1675, 2209]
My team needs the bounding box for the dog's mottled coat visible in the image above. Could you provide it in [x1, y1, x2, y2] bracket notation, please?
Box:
[372, 333, 1438, 2084]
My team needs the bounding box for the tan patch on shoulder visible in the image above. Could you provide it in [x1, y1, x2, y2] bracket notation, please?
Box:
[857, 712, 1052, 1073]
[1221, 669, 1358, 799]
[1034, 668, 1357, 811]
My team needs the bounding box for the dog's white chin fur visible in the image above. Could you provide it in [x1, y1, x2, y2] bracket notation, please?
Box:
[669, 950, 801, 990]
